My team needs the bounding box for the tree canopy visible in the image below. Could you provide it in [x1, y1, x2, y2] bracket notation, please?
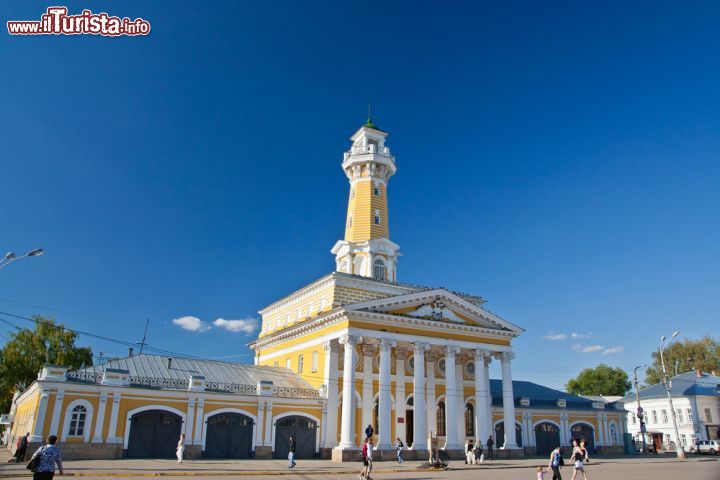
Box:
[0, 316, 92, 412]
[645, 335, 719, 385]
[566, 364, 631, 396]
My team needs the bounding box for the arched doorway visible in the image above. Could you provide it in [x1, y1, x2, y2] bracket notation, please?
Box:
[465, 403, 474, 437]
[127, 410, 182, 458]
[571, 423, 595, 452]
[535, 422, 561, 456]
[274, 416, 317, 459]
[436, 401, 446, 436]
[405, 396, 414, 446]
[204, 412, 254, 458]
[495, 421, 523, 448]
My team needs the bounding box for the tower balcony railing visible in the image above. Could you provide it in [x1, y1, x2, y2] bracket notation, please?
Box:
[344, 144, 392, 160]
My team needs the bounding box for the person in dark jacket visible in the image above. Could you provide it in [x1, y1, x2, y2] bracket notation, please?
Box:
[365, 424, 374, 441]
[12, 433, 29, 463]
[288, 435, 296, 468]
[486, 435, 494, 460]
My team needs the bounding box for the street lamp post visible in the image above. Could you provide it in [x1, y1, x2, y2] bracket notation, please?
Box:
[633, 364, 647, 453]
[0, 249, 44, 270]
[659, 331, 686, 460]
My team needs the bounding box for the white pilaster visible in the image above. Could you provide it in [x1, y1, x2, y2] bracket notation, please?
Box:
[455, 360, 465, 447]
[443, 345, 459, 449]
[48, 390, 65, 438]
[483, 355, 493, 443]
[412, 342, 429, 450]
[92, 392, 108, 443]
[322, 340, 339, 448]
[559, 412, 569, 446]
[256, 401, 265, 447]
[377, 338, 395, 449]
[394, 349, 407, 443]
[425, 352, 437, 437]
[184, 397, 196, 440]
[500, 352, 518, 449]
[361, 344, 375, 440]
[192, 399, 204, 446]
[30, 389, 50, 442]
[339, 334, 359, 449]
[106, 392, 122, 443]
[263, 401, 274, 446]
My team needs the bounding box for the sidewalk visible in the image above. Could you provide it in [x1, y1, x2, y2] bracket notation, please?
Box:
[0, 449, 713, 478]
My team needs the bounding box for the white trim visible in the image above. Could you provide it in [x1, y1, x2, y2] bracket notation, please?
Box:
[123, 405, 186, 449]
[61, 399, 94, 443]
[271, 411, 321, 453]
[607, 420, 620, 445]
[200, 408, 257, 451]
[532, 419, 562, 430]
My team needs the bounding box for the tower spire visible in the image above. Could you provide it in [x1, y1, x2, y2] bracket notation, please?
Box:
[330, 119, 400, 282]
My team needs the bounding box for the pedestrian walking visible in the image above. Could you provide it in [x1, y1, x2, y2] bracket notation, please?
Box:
[537, 466, 546, 480]
[547, 445, 563, 480]
[28, 434, 63, 480]
[465, 439, 474, 464]
[486, 435, 494, 460]
[365, 424, 374, 441]
[580, 440, 590, 463]
[10, 432, 29, 463]
[288, 435, 296, 468]
[366, 437, 374, 479]
[395, 437, 404, 463]
[359, 437, 370, 480]
[176, 433, 185, 463]
[474, 439, 484, 464]
[570, 439, 588, 480]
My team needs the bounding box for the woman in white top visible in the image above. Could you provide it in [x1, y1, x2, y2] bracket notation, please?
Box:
[176, 433, 186, 463]
[570, 439, 588, 480]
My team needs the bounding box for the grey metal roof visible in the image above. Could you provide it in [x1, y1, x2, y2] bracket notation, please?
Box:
[71, 353, 313, 389]
[623, 371, 720, 401]
[490, 380, 612, 410]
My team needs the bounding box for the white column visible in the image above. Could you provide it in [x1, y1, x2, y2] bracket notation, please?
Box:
[425, 352, 437, 437]
[412, 342, 429, 450]
[30, 390, 50, 442]
[395, 349, 407, 443]
[444, 345, 459, 449]
[361, 344, 375, 441]
[484, 355, 493, 443]
[500, 352, 518, 449]
[48, 390, 65, 437]
[184, 397, 195, 440]
[559, 412, 568, 446]
[378, 338, 395, 449]
[474, 349, 488, 442]
[322, 340, 340, 448]
[256, 401, 265, 448]
[192, 399, 204, 446]
[339, 334, 359, 449]
[263, 401, 273, 447]
[106, 392, 122, 443]
[455, 360, 465, 447]
[92, 392, 108, 443]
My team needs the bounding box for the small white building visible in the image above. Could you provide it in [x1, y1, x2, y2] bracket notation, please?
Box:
[624, 371, 720, 452]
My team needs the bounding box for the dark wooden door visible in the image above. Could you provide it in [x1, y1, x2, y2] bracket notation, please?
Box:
[274, 416, 317, 459]
[127, 410, 182, 458]
[535, 422, 560, 456]
[204, 413, 253, 458]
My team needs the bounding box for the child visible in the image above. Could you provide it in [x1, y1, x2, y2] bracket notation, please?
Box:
[537, 466, 546, 480]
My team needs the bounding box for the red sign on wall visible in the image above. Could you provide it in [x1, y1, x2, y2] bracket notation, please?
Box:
[397, 417, 404, 423]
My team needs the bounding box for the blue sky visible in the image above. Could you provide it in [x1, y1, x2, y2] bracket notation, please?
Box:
[1, 1, 718, 390]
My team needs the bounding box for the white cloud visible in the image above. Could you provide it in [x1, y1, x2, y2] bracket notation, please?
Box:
[213, 318, 259, 334]
[572, 344, 604, 353]
[602, 346, 624, 355]
[570, 332, 593, 339]
[543, 333, 568, 341]
[172, 316, 210, 332]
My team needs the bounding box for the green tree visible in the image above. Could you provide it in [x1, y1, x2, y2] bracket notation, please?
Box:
[645, 335, 719, 385]
[0, 316, 92, 412]
[566, 364, 631, 396]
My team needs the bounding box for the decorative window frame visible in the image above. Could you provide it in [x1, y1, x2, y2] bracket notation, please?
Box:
[464, 361, 475, 378]
[61, 399, 94, 443]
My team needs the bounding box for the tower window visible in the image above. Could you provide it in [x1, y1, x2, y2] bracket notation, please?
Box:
[298, 354, 304, 373]
[374, 181, 380, 196]
[312, 351, 318, 373]
[373, 259, 386, 281]
[374, 209, 381, 225]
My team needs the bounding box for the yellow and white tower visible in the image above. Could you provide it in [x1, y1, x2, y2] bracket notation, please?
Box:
[331, 118, 401, 282]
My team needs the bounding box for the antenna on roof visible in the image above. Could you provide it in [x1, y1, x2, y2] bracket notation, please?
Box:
[137, 319, 150, 354]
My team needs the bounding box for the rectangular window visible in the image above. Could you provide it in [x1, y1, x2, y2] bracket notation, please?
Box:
[705, 408, 713, 423]
[662, 409, 668, 424]
[298, 354, 304, 373]
[651, 410, 657, 424]
[687, 408, 693, 421]
[681, 434, 687, 446]
[312, 351, 318, 373]
[677, 409, 683, 423]
[285, 358, 291, 370]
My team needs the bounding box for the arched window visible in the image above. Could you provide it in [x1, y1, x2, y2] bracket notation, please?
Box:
[436, 401, 446, 436]
[373, 259, 386, 281]
[465, 403, 474, 436]
[69, 405, 87, 437]
[609, 424, 618, 444]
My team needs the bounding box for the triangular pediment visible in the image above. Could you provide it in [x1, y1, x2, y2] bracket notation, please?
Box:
[345, 289, 523, 335]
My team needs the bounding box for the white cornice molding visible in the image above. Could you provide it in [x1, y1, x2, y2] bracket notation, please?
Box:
[250, 310, 349, 351]
[258, 274, 336, 316]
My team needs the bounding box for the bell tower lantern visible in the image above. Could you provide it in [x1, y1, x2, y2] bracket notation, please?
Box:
[331, 117, 401, 282]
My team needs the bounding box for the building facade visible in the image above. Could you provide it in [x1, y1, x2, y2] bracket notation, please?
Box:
[624, 371, 720, 452]
[6, 119, 626, 460]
